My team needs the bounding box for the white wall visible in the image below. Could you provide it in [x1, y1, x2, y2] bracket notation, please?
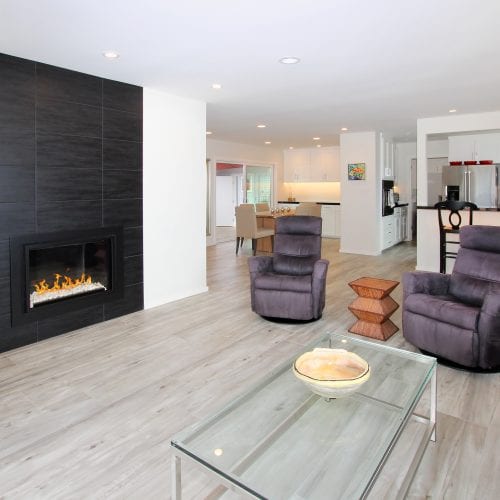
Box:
[282, 182, 341, 203]
[340, 131, 380, 255]
[143, 88, 207, 309]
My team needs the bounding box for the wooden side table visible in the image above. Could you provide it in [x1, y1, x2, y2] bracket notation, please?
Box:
[348, 277, 400, 341]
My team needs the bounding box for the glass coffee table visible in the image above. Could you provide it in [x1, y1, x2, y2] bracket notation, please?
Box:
[171, 333, 436, 499]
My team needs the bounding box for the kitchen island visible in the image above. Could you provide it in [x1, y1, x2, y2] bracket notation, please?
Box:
[417, 206, 500, 272]
[277, 201, 341, 238]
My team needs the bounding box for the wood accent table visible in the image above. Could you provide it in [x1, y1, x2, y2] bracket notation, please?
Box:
[348, 277, 400, 341]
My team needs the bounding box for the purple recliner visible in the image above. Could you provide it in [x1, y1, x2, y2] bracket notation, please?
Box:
[403, 225, 500, 369]
[248, 216, 329, 321]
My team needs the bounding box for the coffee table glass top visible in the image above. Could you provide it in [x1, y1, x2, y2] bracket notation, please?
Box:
[171, 333, 436, 499]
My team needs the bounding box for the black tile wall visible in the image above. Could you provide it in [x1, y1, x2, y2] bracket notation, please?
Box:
[0, 239, 9, 278]
[104, 283, 144, 321]
[0, 52, 143, 353]
[36, 64, 102, 106]
[124, 227, 143, 257]
[37, 134, 101, 169]
[103, 108, 142, 142]
[37, 305, 104, 341]
[37, 167, 102, 202]
[37, 200, 103, 232]
[0, 165, 35, 202]
[37, 98, 102, 138]
[103, 139, 142, 170]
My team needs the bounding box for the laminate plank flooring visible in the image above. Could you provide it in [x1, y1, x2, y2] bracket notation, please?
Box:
[1, 238, 499, 499]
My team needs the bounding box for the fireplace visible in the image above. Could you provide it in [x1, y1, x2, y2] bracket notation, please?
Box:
[10, 227, 124, 326]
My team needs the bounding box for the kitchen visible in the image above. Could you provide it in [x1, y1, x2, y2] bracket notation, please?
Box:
[416, 112, 500, 272]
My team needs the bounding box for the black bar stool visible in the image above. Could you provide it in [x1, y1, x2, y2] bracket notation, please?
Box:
[434, 201, 477, 273]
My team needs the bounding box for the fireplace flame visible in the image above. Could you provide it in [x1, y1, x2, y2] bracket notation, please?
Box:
[33, 273, 93, 294]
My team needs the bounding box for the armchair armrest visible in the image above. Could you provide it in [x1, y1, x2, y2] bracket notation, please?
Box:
[312, 259, 329, 318]
[403, 271, 450, 301]
[312, 259, 329, 282]
[248, 255, 273, 275]
[478, 290, 500, 369]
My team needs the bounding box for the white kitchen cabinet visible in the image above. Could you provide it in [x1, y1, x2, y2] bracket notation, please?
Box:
[382, 215, 394, 249]
[333, 205, 341, 237]
[284, 149, 310, 182]
[448, 133, 500, 163]
[320, 204, 341, 238]
[401, 206, 408, 241]
[321, 205, 335, 237]
[310, 147, 340, 181]
[284, 147, 339, 182]
[393, 207, 402, 243]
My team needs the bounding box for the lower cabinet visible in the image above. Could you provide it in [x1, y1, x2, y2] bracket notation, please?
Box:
[321, 205, 340, 238]
[382, 215, 395, 249]
[383, 206, 408, 250]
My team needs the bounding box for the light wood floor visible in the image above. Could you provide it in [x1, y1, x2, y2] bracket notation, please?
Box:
[1, 238, 499, 499]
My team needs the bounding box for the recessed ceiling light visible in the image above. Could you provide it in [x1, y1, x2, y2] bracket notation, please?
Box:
[449, 109, 457, 113]
[212, 83, 222, 89]
[206, 131, 212, 135]
[103, 51, 119, 59]
[316, 144, 322, 148]
[313, 137, 320, 141]
[289, 146, 294, 150]
[280, 57, 300, 64]
[257, 124, 266, 128]
[265, 141, 271, 144]
[341, 127, 348, 131]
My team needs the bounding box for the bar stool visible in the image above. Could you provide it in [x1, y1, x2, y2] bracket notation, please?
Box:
[434, 200, 477, 273]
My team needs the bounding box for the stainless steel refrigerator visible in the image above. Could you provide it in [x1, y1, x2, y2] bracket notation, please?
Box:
[442, 163, 499, 208]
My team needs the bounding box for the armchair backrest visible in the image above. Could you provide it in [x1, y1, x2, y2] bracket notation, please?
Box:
[449, 225, 500, 306]
[273, 216, 322, 275]
[235, 204, 257, 239]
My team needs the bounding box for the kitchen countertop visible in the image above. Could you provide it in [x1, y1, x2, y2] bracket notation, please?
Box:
[417, 206, 499, 211]
[277, 201, 340, 205]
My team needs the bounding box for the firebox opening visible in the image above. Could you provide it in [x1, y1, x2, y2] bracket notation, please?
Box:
[29, 239, 111, 309]
[10, 227, 124, 326]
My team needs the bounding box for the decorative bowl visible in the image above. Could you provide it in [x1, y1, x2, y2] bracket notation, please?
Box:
[293, 348, 370, 399]
[449, 161, 463, 166]
[479, 160, 493, 164]
[464, 160, 477, 165]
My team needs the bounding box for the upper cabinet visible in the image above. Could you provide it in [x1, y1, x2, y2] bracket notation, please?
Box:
[448, 133, 500, 163]
[379, 133, 395, 180]
[284, 146, 340, 182]
[284, 148, 310, 182]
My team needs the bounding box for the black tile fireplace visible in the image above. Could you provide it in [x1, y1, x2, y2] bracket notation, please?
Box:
[0, 52, 143, 352]
[10, 227, 124, 326]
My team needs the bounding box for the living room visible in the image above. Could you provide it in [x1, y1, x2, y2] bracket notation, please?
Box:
[1, 1, 500, 498]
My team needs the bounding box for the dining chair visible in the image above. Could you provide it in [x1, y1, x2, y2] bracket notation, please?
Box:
[434, 200, 477, 273]
[235, 204, 274, 255]
[294, 202, 322, 217]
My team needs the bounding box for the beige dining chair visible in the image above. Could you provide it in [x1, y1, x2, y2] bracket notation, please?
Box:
[235, 204, 274, 255]
[294, 202, 322, 217]
[255, 202, 270, 212]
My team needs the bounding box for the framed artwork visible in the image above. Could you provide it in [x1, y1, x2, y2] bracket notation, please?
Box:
[348, 163, 366, 180]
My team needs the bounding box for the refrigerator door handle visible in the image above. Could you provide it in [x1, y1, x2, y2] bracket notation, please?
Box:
[467, 170, 471, 202]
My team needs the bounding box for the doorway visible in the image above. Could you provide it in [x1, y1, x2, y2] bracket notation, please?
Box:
[214, 161, 274, 244]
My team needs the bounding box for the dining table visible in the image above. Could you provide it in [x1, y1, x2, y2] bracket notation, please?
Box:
[255, 209, 295, 253]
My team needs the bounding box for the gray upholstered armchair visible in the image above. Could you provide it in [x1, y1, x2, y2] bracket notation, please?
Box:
[248, 216, 329, 320]
[403, 225, 500, 369]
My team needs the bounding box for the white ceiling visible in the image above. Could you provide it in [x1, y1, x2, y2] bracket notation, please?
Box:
[1, 0, 500, 149]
